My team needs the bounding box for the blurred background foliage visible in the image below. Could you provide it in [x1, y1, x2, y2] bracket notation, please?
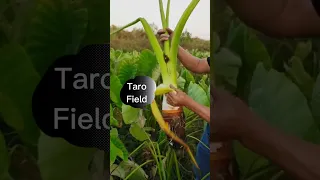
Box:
[211, 1, 320, 179]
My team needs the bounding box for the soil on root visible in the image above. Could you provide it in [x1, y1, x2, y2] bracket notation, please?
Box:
[162, 108, 186, 149]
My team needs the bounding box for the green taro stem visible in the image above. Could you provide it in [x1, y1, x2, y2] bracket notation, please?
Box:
[159, 0, 170, 57]
[168, 0, 200, 84]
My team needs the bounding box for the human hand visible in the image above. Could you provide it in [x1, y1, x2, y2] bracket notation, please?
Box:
[165, 84, 190, 107]
[157, 28, 174, 44]
[211, 88, 262, 141]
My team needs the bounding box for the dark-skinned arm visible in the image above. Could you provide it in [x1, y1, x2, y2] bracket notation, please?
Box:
[225, 0, 320, 37]
[183, 96, 210, 123]
[177, 46, 210, 74]
[240, 116, 320, 180]
[166, 85, 210, 123]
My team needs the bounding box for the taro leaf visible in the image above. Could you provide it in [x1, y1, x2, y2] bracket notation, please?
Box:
[38, 133, 96, 180]
[110, 140, 123, 166]
[244, 32, 272, 70]
[235, 63, 315, 175]
[129, 123, 149, 141]
[136, 49, 158, 77]
[110, 128, 128, 165]
[0, 130, 9, 179]
[225, 21, 248, 56]
[0, 44, 40, 145]
[184, 81, 210, 117]
[199, 75, 209, 91]
[122, 105, 140, 125]
[117, 58, 138, 84]
[177, 76, 186, 91]
[250, 63, 313, 136]
[284, 56, 314, 100]
[187, 82, 209, 107]
[110, 75, 122, 108]
[110, 164, 126, 179]
[213, 48, 242, 91]
[152, 65, 161, 82]
[294, 40, 312, 60]
[181, 68, 195, 89]
[110, 104, 119, 127]
[112, 160, 148, 180]
[24, 0, 88, 76]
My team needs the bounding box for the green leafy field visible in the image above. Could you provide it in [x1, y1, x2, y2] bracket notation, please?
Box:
[0, 0, 109, 180]
[212, 3, 320, 178]
[110, 48, 210, 180]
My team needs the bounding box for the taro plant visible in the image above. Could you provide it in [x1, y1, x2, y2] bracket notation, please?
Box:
[110, 0, 202, 169]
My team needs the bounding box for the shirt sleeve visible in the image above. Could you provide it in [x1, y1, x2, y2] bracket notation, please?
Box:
[207, 57, 210, 67]
[312, 0, 320, 16]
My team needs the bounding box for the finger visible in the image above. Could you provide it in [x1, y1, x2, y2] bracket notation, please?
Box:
[160, 34, 170, 38]
[167, 91, 175, 97]
[169, 84, 178, 90]
[160, 38, 169, 42]
[166, 28, 173, 34]
[157, 29, 165, 35]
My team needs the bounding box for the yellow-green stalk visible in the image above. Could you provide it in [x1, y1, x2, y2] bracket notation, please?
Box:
[110, 0, 201, 169]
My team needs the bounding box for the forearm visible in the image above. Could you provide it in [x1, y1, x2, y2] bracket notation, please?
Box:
[226, 0, 320, 37]
[177, 46, 201, 71]
[183, 97, 210, 123]
[240, 119, 320, 180]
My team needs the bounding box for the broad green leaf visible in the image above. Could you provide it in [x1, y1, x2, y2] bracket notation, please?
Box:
[284, 56, 314, 100]
[244, 33, 272, 70]
[152, 65, 161, 81]
[129, 123, 149, 141]
[181, 68, 195, 89]
[235, 63, 315, 174]
[110, 75, 122, 108]
[110, 164, 126, 179]
[110, 104, 119, 127]
[0, 44, 40, 145]
[136, 49, 158, 77]
[117, 58, 138, 84]
[226, 21, 248, 56]
[294, 40, 312, 60]
[112, 160, 148, 180]
[110, 139, 123, 165]
[0, 130, 8, 179]
[213, 48, 242, 91]
[110, 128, 128, 165]
[122, 104, 140, 125]
[187, 82, 209, 107]
[199, 75, 209, 91]
[177, 76, 186, 90]
[25, 0, 88, 75]
[38, 133, 96, 180]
